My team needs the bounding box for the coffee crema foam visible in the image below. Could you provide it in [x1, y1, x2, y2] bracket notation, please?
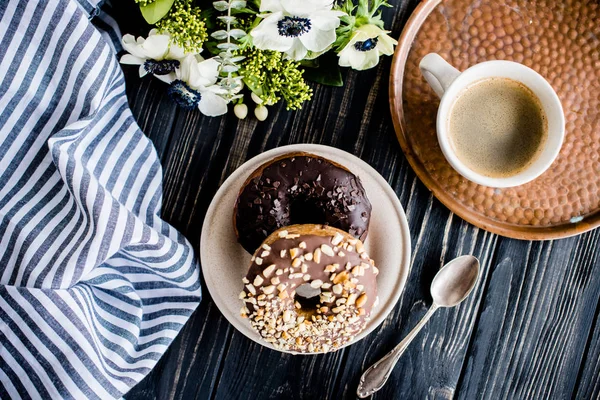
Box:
[448, 77, 548, 179]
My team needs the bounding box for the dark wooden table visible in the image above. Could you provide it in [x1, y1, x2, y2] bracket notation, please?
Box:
[114, 1, 600, 399]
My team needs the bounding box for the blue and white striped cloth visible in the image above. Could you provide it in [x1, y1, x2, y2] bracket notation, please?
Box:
[0, 1, 201, 398]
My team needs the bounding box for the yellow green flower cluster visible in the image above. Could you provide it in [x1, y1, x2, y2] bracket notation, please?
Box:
[134, 0, 156, 6]
[238, 48, 313, 111]
[156, 0, 208, 54]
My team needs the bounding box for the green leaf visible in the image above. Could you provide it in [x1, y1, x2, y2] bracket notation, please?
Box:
[302, 53, 343, 87]
[139, 0, 175, 24]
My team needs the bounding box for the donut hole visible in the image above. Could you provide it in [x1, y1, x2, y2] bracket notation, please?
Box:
[295, 283, 321, 310]
[288, 198, 326, 225]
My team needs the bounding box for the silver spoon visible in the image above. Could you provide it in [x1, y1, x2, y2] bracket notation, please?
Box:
[357, 255, 480, 398]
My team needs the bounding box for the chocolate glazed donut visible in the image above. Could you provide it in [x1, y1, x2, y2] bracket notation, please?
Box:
[234, 152, 372, 254]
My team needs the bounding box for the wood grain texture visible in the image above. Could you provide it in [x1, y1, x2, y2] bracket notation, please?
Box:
[112, 1, 600, 399]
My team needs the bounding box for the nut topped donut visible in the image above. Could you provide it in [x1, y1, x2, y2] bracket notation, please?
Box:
[234, 152, 372, 254]
[239, 224, 379, 353]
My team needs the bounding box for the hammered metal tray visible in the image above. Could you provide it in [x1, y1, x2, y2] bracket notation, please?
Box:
[390, 0, 600, 240]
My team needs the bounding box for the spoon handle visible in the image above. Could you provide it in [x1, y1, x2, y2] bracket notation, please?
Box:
[356, 304, 439, 398]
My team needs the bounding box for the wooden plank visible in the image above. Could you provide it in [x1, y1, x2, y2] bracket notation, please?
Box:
[574, 296, 600, 399]
[456, 229, 600, 400]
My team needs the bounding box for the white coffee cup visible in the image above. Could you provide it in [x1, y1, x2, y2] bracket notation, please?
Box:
[419, 53, 565, 188]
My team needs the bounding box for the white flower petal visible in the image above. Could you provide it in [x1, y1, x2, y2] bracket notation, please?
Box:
[299, 26, 336, 52]
[285, 39, 308, 60]
[251, 13, 294, 52]
[259, 0, 284, 12]
[196, 58, 220, 86]
[141, 34, 170, 60]
[358, 50, 381, 70]
[168, 43, 186, 60]
[309, 10, 345, 30]
[154, 73, 176, 84]
[139, 64, 148, 77]
[122, 34, 147, 59]
[178, 55, 195, 83]
[281, 0, 329, 15]
[198, 90, 228, 116]
[120, 54, 145, 65]
[377, 34, 397, 56]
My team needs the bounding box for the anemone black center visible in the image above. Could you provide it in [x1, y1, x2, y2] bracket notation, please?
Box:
[143, 59, 180, 75]
[277, 16, 311, 37]
[288, 198, 326, 225]
[354, 37, 379, 52]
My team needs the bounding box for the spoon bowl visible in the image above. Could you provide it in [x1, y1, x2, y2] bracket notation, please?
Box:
[431, 255, 480, 307]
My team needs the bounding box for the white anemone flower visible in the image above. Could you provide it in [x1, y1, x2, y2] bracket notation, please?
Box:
[120, 29, 187, 83]
[338, 24, 397, 71]
[163, 55, 229, 116]
[250, 0, 345, 61]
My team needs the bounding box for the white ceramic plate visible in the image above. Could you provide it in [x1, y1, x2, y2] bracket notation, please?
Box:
[200, 144, 411, 354]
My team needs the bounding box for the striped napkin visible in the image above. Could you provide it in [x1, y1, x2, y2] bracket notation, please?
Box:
[0, 1, 201, 398]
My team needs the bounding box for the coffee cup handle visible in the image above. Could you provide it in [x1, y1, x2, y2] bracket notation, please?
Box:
[419, 53, 461, 98]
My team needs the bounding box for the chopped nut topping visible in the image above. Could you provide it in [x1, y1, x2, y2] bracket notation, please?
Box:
[280, 249, 287, 258]
[262, 244, 271, 251]
[283, 310, 292, 322]
[347, 293, 357, 305]
[331, 233, 344, 246]
[292, 258, 302, 268]
[304, 252, 313, 261]
[276, 269, 284, 276]
[254, 276, 264, 286]
[278, 230, 289, 238]
[242, 277, 249, 284]
[321, 283, 332, 289]
[332, 284, 343, 294]
[356, 241, 365, 253]
[301, 264, 308, 273]
[279, 290, 289, 299]
[357, 284, 364, 291]
[260, 251, 270, 258]
[246, 284, 256, 295]
[333, 271, 349, 284]
[338, 251, 345, 257]
[286, 234, 300, 239]
[313, 248, 322, 264]
[303, 274, 311, 281]
[320, 244, 334, 257]
[263, 264, 276, 278]
[271, 277, 280, 285]
[290, 248, 299, 259]
[372, 266, 379, 275]
[324, 264, 337, 273]
[361, 262, 370, 270]
[299, 241, 307, 249]
[310, 279, 323, 288]
[239, 291, 246, 299]
[356, 293, 367, 307]
[277, 283, 287, 292]
[319, 306, 329, 313]
[262, 285, 275, 294]
[255, 257, 263, 265]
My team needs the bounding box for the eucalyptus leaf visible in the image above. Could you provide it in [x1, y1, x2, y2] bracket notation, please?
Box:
[212, 1, 229, 11]
[211, 30, 229, 40]
[217, 15, 237, 24]
[217, 42, 239, 50]
[230, 0, 247, 9]
[139, 0, 175, 24]
[228, 29, 246, 39]
[221, 65, 239, 73]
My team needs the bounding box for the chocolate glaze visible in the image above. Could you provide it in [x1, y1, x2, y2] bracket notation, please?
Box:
[240, 225, 378, 353]
[234, 153, 372, 253]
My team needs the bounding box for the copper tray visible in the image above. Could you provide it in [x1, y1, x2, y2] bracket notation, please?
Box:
[390, 0, 600, 240]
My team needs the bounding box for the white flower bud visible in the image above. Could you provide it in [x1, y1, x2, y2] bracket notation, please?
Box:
[234, 103, 248, 119]
[251, 92, 263, 104]
[254, 105, 268, 121]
